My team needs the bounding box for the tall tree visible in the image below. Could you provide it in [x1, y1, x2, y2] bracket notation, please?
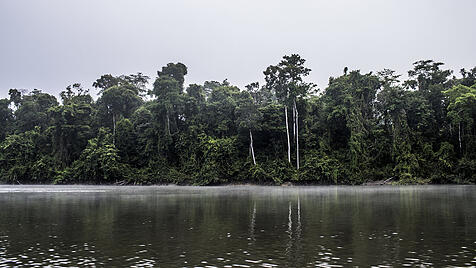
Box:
[377, 69, 419, 181]
[48, 84, 94, 166]
[322, 70, 381, 182]
[149, 63, 188, 162]
[443, 84, 476, 155]
[405, 60, 453, 137]
[12, 89, 58, 133]
[93, 73, 150, 96]
[205, 82, 240, 137]
[97, 84, 142, 144]
[151, 64, 187, 136]
[264, 54, 313, 168]
[236, 90, 262, 165]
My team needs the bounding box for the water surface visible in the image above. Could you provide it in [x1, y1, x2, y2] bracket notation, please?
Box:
[0, 185, 475, 267]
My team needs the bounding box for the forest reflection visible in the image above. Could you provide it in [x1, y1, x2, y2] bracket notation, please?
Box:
[0, 185, 475, 267]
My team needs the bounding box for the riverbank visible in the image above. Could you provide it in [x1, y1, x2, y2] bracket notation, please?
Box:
[1, 179, 473, 186]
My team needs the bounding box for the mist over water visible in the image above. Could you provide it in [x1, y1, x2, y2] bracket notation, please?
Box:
[0, 185, 475, 267]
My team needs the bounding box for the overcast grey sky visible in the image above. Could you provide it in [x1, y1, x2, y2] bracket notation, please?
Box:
[1, 0, 475, 99]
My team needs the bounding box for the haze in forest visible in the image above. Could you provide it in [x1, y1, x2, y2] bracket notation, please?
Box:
[1, 0, 476, 98]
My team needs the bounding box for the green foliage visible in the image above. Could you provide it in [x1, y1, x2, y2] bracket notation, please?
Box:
[13, 90, 58, 132]
[264, 54, 313, 105]
[1, 57, 475, 185]
[456, 157, 476, 184]
[235, 91, 262, 132]
[97, 84, 143, 122]
[444, 84, 476, 155]
[93, 73, 149, 96]
[48, 86, 93, 165]
[0, 128, 42, 182]
[31, 156, 61, 183]
[298, 152, 343, 184]
[196, 135, 240, 185]
[431, 142, 457, 183]
[261, 159, 295, 184]
[0, 98, 13, 140]
[115, 118, 138, 163]
[65, 129, 131, 184]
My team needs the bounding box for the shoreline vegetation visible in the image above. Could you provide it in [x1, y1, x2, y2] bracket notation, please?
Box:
[1, 55, 475, 185]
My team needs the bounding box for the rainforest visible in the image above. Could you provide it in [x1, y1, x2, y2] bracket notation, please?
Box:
[1, 55, 475, 185]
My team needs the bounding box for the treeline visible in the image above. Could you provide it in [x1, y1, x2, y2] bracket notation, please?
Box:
[1, 55, 475, 185]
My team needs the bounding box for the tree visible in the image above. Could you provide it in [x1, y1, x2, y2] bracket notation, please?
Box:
[264, 54, 313, 168]
[1, 58, 476, 185]
[93, 74, 123, 92]
[157, 63, 187, 90]
[68, 128, 129, 183]
[115, 118, 138, 164]
[459, 67, 476, 87]
[122, 73, 150, 95]
[12, 89, 58, 133]
[376, 69, 419, 181]
[8, 88, 23, 108]
[443, 84, 476, 155]
[93, 73, 150, 96]
[235, 91, 262, 165]
[322, 70, 381, 182]
[184, 84, 207, 133]
[245, 82, 273, 105]
[0, 99, 13, 141]
[405, 60, 453, 137]
[48, 84, 94, 166]
[0, 128, 41, 183]
[151, 63, 188, 136]
[97, 84, 142, 144]
[131, 104, 157, 167]
[205, 83, 240, 137]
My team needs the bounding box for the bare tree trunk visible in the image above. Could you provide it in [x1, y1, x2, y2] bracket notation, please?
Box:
[293, 102, 296, 140]
[295, 100, 299, 169]
[250, 129, 256, 165]
[112, 113, 116, 145]
[285, 106, 291, 163]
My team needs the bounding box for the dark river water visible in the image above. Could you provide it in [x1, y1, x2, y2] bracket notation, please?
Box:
[0, 185, 475, 267]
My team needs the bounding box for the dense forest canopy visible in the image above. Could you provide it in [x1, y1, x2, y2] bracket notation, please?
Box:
[1, 55, 475, 185]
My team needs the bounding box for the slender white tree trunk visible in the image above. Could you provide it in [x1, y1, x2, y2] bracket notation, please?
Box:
[293, 103, 296, 139]
[112, 113, 116, 145]
[295, 100, 299, 169]
[285, 106, 291, 163]
[250, 129, 256, 165]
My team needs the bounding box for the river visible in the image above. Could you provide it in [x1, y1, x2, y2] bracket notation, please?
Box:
[0, 185, 475, 267]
